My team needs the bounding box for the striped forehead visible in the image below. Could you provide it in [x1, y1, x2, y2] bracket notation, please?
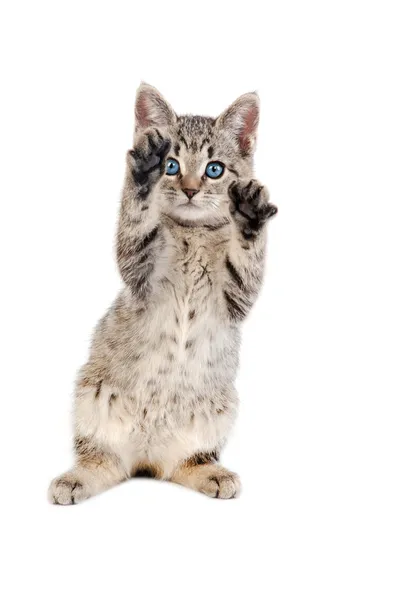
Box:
[174, 115, 216, 154]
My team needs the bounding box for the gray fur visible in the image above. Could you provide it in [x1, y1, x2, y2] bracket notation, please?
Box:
[48, 83, 277, 504]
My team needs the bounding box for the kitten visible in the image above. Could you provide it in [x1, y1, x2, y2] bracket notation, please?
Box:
[48, 83, 277, 504]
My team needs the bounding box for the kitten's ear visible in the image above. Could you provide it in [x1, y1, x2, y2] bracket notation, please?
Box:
[135, 83, 176, 132]
[217, 92, 260, 155]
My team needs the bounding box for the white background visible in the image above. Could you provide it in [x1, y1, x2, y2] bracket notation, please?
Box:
[1, 1, 400, 598]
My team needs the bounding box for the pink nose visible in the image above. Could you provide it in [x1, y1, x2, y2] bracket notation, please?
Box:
[183, 188, 199, 200]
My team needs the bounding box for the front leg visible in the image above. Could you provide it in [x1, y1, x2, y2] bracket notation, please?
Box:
[222, 179, 277, 322]
[117, 128, 171, 300]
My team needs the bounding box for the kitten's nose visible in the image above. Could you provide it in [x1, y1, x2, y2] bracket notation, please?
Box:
[181, 174, 201, 200]
[183, 188, 199, 200]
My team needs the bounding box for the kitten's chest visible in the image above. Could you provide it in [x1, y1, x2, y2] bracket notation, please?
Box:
[176, 244, 213, 300]
[166, 223, 228, 302]
[152, 233, 226, 368]
[135, 223, 235, 384]
[164, 244, 216, 354]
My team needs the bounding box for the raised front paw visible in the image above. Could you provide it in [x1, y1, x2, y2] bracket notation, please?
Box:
[129, 128, 171, 197]
[229, 179, 277, 238]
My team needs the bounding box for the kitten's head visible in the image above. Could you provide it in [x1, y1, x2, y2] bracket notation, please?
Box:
[132, 83, 260, 226]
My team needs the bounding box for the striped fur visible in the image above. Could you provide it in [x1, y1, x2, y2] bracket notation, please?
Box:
[48, 83, 277, 505]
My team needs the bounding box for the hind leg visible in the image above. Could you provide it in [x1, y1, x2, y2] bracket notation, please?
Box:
[170, 453, 241, 499]
[49, 376, 136, 505]
[48, 435, 128, 505]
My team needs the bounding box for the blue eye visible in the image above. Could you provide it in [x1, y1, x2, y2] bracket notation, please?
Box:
[205, 162, 225, 179]
[166, 158, 180, 175]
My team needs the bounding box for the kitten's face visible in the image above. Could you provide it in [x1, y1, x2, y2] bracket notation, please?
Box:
[159, 116, 249, 226]
[133, 84, 260, 226]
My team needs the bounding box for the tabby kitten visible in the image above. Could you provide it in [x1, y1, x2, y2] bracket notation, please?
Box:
[48, 83, 277, 504]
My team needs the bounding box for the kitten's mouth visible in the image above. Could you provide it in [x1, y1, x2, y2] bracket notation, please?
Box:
[177, 200, 201, 209]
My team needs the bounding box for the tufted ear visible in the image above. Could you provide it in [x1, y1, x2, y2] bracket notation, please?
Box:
[135, 82, 176, 132]
[217, 92, 260, 155]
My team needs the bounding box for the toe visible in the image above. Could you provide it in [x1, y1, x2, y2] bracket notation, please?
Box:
[217, 475, 239, 499]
